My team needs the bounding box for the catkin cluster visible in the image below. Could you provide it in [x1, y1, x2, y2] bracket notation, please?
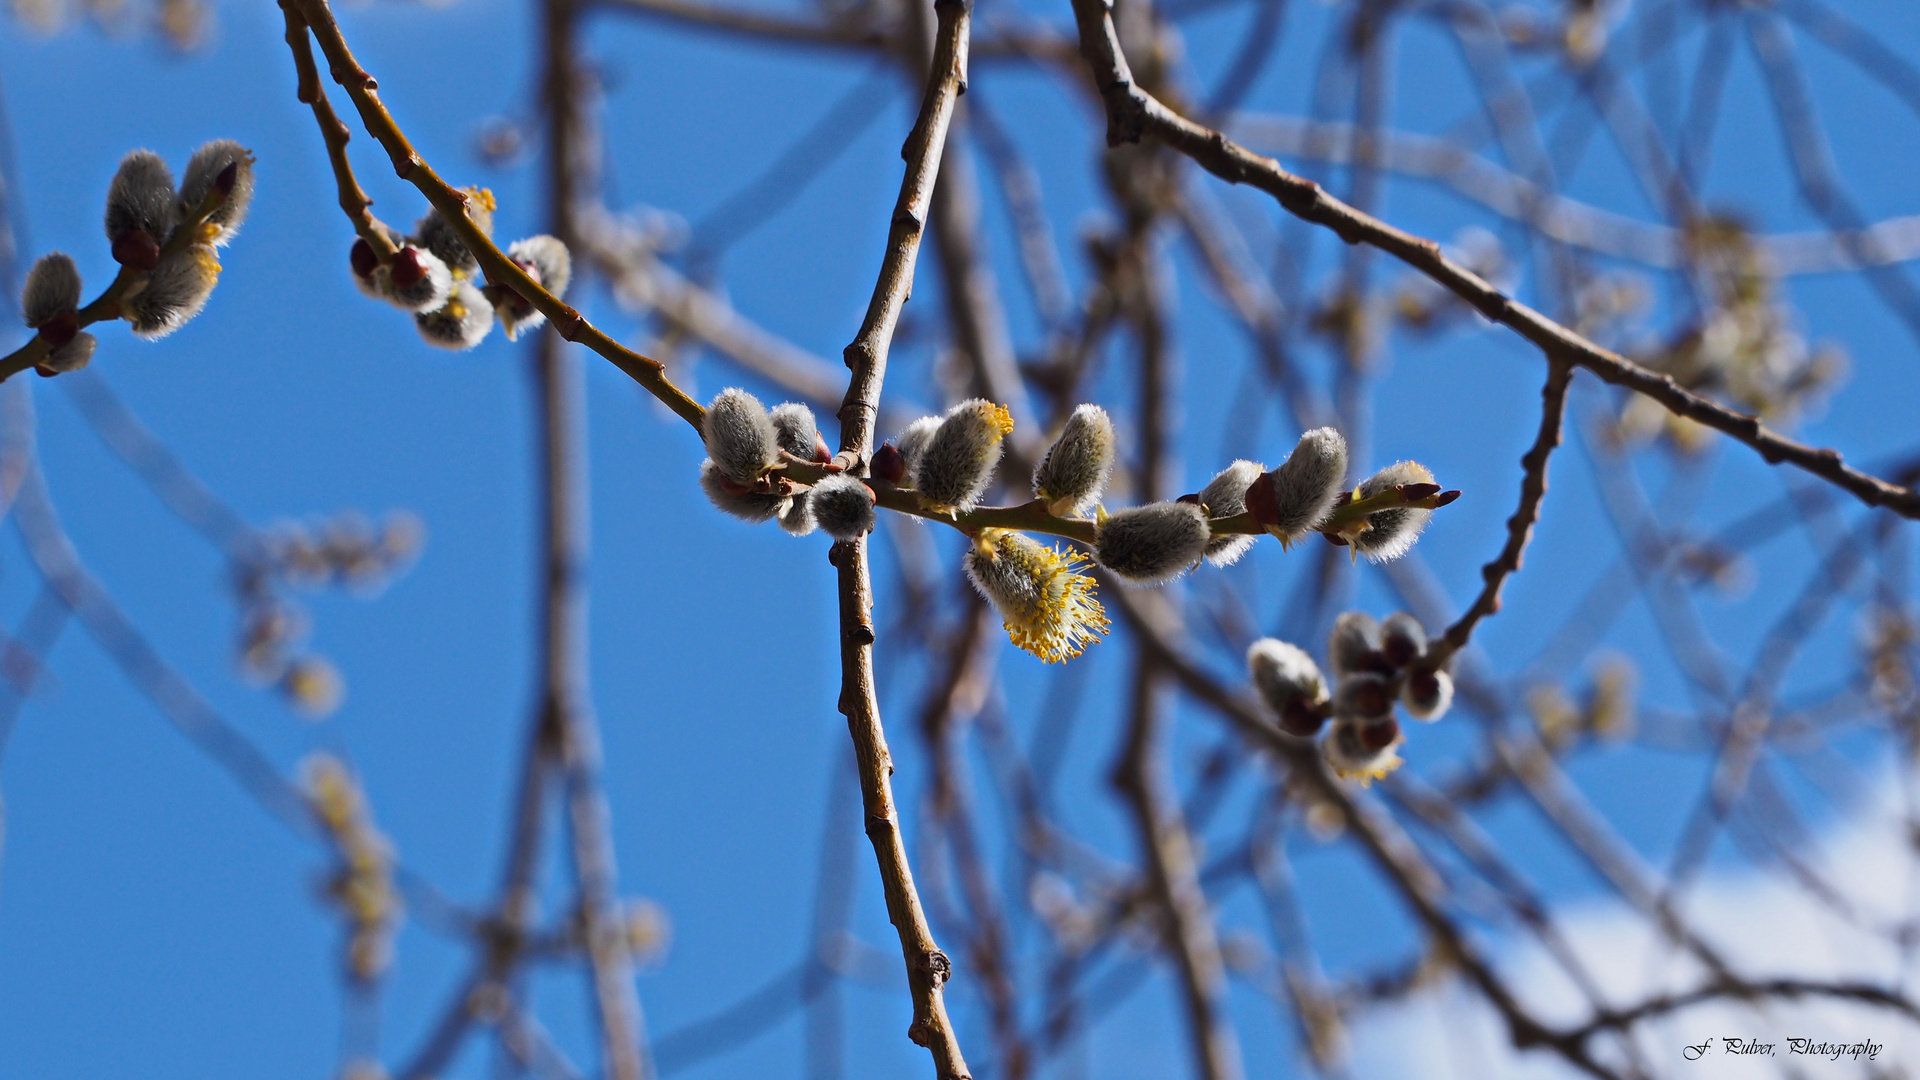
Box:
[346, 189, 573, 351]
[16, 141, 254, 375]
[1248, 611, 1455, 782]
[698, 388, 1458, 671]
[302, 753, 402, 982]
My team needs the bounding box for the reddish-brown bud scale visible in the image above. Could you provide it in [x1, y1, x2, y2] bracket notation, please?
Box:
[390, 248, 428, 290]
[1358, 716, 1401, 752]
[350, 238, 378, 279]
[1245, 472, 1278, 526]
[1348, 678, 1393, 717]
[1408, 667, 1442, 703]
[1322, 531, 1350, 546]
[1176, 492, 1202, 505]
[873, 442, 906, 484]
[1435, 489, 1462, 507]
[1280, 700, 1327, 738]
[112, 230, 161, 271]
[1397, 482, 1442, 502]
[213, 160, 239, 201]
[812, 432, 833, 464]
[37, 312, 78, 349]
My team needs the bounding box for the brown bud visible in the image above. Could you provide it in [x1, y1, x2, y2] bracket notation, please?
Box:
[813, 431, 833, 464]
[1244, 472, 1277, 526]
[1396, 482, 1442, 502]
[1435, 489, 1462, 507]
[212, 160, 239, 202]
[872, 442, 906, 484]
[37, 311, 78, 349]
[1322, 531, 1350, 546]
[112, 229, 161, 271]
[390, 248, 429, 290]
[1175, 492, 1202, 505]
[1279, 698, 1327, 738]
[1357, 716, 1401, 752]
[350, 238, 378, 280]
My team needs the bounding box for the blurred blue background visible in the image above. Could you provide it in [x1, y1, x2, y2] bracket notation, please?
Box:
[2, 0, 1918, 1076]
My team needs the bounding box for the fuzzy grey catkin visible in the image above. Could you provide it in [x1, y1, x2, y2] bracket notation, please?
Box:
[42, 332, 96, 374]
[769, 402, 819, 460]
[1323, 715, 1403, 782]
[123, 246, 220, 339]
[778, 492, 816, 536]
[415, 279, 494, 350]
[177, 140, 254, 246]
[414, 188, 495, 276]
[1244, 638, 1320, 714]
[1352, 461, 1435, 563]
[105, 150, 177, 242]
[1401, 667, 1454, 721]
[702, 388, 781, 484]
[698, 459, 787, 523]
[810, 474, 877, 541]
[912, 399, 1011, 513]
[895, 416, 941, 481]
[495, 235, 572, 341]
[1094, 501, 1210, 584]
[1199, 459, 1264, 567]
[1327, 611, 1383, 678]
[1262, 427, 1349, 540]
[1031, 404, 1115, 516]
[23, 253, 81, 326]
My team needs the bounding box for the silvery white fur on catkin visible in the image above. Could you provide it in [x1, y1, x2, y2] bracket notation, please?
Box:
[1095, 501, 1210, 584]
[1265, 427, 1348, 538]
[1031, 404, 1114, 516]
[703, 388, 781, 484]
[1200, 459, 1264, 566]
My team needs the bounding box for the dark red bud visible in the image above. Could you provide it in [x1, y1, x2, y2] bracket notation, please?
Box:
[37, 311, 78, 349]
[812, 432, 833, 464]
[1322, 531, 1350, 546]
[873, 443, 906, 484]
[1382, 633, 1420, 670]
[1356, 650, 1396, 677]
[213, 161, 239, 200]
[112, 229, 161, 271]
[390, 248, 428, 290]
[33, 364, 58, 378]
[350, 238, 378, 279]
[1332, 489, 1354, 507]
[1396, 482, 1442, 502]
[1176, 492, 1202, 505]
[1245, 472, 1279, 526]
[1279, 699, 1327, 738]
[1357, 716, 1401, 752]
[717, 474, 753, 496]
[1349, 678, 1393, 718]
[1408, 667, 1441, 704]
[1435, 489, 1462, 507]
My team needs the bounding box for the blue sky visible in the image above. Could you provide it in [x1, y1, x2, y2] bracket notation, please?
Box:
[2, 0, 1919, 1077]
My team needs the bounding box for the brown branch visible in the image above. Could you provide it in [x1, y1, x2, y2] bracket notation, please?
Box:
[1428, 359, 1572, 667]
[282, 0, 705, 432]
[279, 0, 394, 258]
[829, 0, 975, 1074]
[1060, 0, 1920, 520]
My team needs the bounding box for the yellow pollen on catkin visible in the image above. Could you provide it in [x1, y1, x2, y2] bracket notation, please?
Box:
[989, 403, 1014, 436]
[970, 530, 1109, 663]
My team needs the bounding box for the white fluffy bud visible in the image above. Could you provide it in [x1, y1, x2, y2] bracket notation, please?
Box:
[1032, 404, 1115, 516]
[1095, 501, 1210, 584]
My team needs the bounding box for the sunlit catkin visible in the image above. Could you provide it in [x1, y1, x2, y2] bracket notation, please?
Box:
[1251, 427, 1348, 544]
[123, 245, 220, 339]
[810, 474, 877, 541]
[494, 234, 572, 340]
[1327, 611, 1385, 678]
[105, 149, 177, 245]
[414, 279, 494, 350]
[698, 459, 787, 523]
[1352, 461, 1436, 563]
[702, 388, 781, 484]
[964, 529, 1109, 663]
[1199, 459, 1264, 567]
[23, 253, 81, 327]
[178, 139, 254, 246]
[1094, 501, 1210, 584]
[1402, 667, 1454, 721]
[1323, 715, 1403, 784]
[414, 187, 495, 276]
[913, 399, 1013, 514]
[769, 402, 820, 460]
[1032, 404, 1115, 516]
[380, 246, 453, 313]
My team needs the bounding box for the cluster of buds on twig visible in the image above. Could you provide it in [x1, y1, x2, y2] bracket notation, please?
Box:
[347, 188, 573, 351]
[14, 141, 253, 377]
[301, 753, 401, 982]
[234, 511, 424, 718]
[1249, 612, 1455, 783]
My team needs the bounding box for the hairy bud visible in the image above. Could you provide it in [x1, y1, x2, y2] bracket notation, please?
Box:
[105, 149, 177, 244]
[1249, 427, 1348, 544]
[769, 402, 820, 460]
[1324, 715, 1403, 783]
[913, 399, 1013, 514]
[415, 280, 494, 350]
[23, 253, 81, 327]
[379, 246, 453, 313]
[778, 493, 816, 536]
[698, 459, 787, 523]
[810, 474, 877, 541]
[1380, 613, 1427, 670]
[178, 139, 254, 246]
[1247, 638, 1329, 736]
[1333, 671, 1395, 721]
[1402, 667, 1454, 721]
[38, 331, 96, 375]
[895, 416, 941, 481]
[1327, 612, 1386, 678]
[702, 388, 781, 484]
[1199, 459, 1264, 567]
[964, 529, 1109, 663]
[1031, 404, 1115, 516]
[494, 234, 572, 341]
[1094, 501, 1210, 584]
[123, 245, 220, 339]
[1352, 461, 1436, 563]
[414, 187, 496, 276]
